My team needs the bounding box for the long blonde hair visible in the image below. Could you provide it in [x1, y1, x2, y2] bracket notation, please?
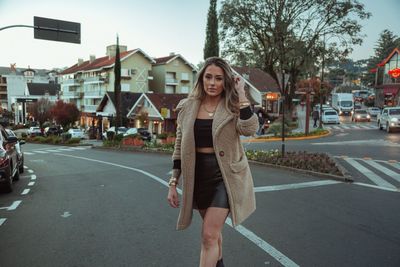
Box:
[189, 57, 239, 115]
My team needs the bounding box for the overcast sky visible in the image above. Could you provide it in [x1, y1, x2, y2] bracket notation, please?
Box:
[0, 0, 399, 70]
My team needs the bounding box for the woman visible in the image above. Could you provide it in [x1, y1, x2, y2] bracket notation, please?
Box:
[167, 57, 258, 267]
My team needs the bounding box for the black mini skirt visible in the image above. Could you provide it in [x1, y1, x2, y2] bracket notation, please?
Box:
[193, 152, 230, 210]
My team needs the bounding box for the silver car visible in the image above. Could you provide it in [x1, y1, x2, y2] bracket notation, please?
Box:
[367, 107, 381, 117]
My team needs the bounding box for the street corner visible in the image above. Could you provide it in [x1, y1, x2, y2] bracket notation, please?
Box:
[242, 129, 332, 143]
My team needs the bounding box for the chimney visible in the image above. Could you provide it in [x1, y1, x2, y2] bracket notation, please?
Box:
[78, 58, 84, 66]
[169, 52, 175, 56]
[89, 55, 96, 63]
[106, 44, 127, 59]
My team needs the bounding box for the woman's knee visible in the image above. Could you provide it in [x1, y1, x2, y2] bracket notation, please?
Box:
[201, 229, 220, 249]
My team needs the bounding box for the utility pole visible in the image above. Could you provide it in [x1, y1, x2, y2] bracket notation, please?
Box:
[319, 34, 326, 129]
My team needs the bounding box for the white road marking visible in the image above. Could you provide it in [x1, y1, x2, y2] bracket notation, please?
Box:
[353, 182, 399, 192]
[24, 166, 28, 169]
[21, 189, 30, 195]
[70, 147, 87, 150]
[28, 182, 35, 186]
[31, 175, 36, 180]
[390, 163, 400, 170]
[61, 211, 72, 218]
[363, 160, 400, 183]
[226, 218, 299, 267]
[34, 150, 49, 154]
[344, 158, 396, 189]
[28, 170, 34, 173]
[24, 152, 34, 155]
[55, 153, 298, 267]
[254, 180, 341, 192]
[57, 148, 74, 151]
[7, 200, 22, 210]
[46, 149, 62, 152]
[0, 218, 6, 226]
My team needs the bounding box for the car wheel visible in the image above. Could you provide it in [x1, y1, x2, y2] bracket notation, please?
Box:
[378, 121, 383, 130]
[13, 167, 20, 181]
[386, 123, 391, 133]
[3, 166, 13, 193]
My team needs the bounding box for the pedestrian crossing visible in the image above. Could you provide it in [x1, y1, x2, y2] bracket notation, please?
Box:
[324, 124, 378, 130]
[335, 156, 400, 192]
[24, 146, 89, 155]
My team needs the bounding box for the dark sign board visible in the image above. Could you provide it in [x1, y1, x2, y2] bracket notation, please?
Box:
[34, 16, 81, 44]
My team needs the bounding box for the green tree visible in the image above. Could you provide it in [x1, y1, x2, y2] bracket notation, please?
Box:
[364, 29, 399, 86]
[219, 0, 370, 111]
[203, 0, 219, 59]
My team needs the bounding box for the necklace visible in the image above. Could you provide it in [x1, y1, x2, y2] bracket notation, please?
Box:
[202, 104, 217, 117]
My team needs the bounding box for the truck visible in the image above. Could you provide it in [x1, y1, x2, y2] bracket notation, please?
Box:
[331, 93, 354, 116]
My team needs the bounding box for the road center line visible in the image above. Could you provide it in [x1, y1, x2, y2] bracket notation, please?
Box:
[21, 189, 30, 195]
[31, 175, 37, 180]
[0, 218, 6, 226]
[254, 180, 341, 192]
[55, 153, 299, 267]
[7, 200, 22, 210]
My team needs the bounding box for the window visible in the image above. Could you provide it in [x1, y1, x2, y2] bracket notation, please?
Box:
[165, 85, 175, 94]
[181, 86, 189, 93]
[181, 73, 189, 81]
[121, 83, 130, 92]
[121, 69, 130, 77]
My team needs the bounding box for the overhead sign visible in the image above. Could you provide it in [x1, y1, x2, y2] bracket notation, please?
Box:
[388, 68, 400, 78]
[34, 16, 81, 44]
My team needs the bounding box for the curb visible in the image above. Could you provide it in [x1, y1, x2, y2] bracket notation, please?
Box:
[248, 160, 353, 183]
[243, 130, 332, 143]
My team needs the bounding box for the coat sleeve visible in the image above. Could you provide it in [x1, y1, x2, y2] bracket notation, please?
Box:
[236, 113, 259, 136]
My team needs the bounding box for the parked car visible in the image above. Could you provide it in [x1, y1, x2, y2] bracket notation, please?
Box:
[123, 127, 152, 141]
[45, 126, 62, 136]
[0, 126, 21, 193]
[67, 128, 85, 139]
[5, 129, 25, 175]
[27, 126, 42, 137]
[103, 127, 128, 139]
[321, 109, 340, 124]
[367, 107, 381, 117]
[378, 107, 400, 133]
[352, 109, 371, 122]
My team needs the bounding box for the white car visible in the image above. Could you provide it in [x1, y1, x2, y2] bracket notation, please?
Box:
[378, 107, 400, 133]
[367, 107, 381, 117]
[321, 109, 340, 124]
[67, 128, 85, 139]
[27, 126, 42, 136]
[102, 127, 128, 139]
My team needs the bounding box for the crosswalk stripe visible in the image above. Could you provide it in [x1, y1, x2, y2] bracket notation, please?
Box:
[70, 147, 87, 150]
[57, 148, 74, 151]
[363, 160, 400, 183]
[0, 218, 6, 226]
[341, 125, 350, 129]
[390, 163, 400, 170]
[34, 150, 49, 154]
[344, 158, 397, 189]
[24, 152, 34, 155]
[46, 149, 61, 152]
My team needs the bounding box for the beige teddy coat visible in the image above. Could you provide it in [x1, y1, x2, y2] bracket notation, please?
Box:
[172, 98, 259, 230]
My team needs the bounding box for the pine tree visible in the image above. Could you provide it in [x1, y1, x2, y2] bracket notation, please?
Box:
[114, 35, 121, 135]
[374, 29, 398, 60]
[203, 0, 219, 60]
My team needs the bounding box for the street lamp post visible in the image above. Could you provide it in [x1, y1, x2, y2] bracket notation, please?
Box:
[281, 72, 286, 157]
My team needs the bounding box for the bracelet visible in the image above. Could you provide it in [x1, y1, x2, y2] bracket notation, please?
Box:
[168, 177, 178, 186]
[239, 101, 250, 108]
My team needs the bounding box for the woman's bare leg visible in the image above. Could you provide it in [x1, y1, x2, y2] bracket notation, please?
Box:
[199, 209, 223, 260]
[199, 207, 229, 267]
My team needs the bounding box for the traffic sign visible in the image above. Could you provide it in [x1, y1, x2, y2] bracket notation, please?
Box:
[34, 16, 80, 44]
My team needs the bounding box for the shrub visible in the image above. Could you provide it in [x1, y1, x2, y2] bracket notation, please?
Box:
[245, 149, 343, 176]
[61, 133, 72, 141]
[114, 133, 124, 142]
[65, 138, 80, 144]
[157, 133, 168, 139]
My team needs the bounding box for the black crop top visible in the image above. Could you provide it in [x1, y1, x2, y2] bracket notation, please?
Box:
[194, 119, 213, 148]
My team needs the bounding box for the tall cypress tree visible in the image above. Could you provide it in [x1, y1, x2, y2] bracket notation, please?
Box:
[203, 0, 219, 60]
[114, 35, 121, 135]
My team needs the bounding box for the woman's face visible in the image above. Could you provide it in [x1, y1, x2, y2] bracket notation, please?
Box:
[203, 64, 224, 97]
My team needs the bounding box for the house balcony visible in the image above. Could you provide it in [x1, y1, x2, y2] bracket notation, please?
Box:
[84, 76, 108, 84]
[165, 78, 179, 85]
[62, 91, 82, 99]
[0, 88, 7, 94]
[62, 79, 81, 86]
[83, 105, 98, 113]
[84, 90, 106, 98]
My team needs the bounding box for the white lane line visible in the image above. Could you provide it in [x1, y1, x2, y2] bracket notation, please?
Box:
[55, 153, 299, 267]
[31, 175, 37, 180]
[46, 149, 62, 152]
[225, 218, 299, 267]
[0, 218, 6, 226]
[57, 148, 74, 151]
[254, 180, 341, 192]
[28, 170, 34, 173]
[21, 189, 30, 195]
[363, 160, 400, 183]
[28, 182, 35, 186]
[34, 150, 49, 154]
[24, 152, 34, 155]
[70, 147, 87, 150]
[353, 182, 399, 192]
[7, 200, 22, 210]
[344, 158, 396, 189]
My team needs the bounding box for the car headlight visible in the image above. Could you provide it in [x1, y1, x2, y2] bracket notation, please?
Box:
[356, 115, 361, 119]
[367, 115, 370, 119]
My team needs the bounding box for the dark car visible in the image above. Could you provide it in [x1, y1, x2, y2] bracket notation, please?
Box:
[0, 126, 21, 193]
[5, 129, 25, 175]
[137, 128, 151, 141]
[45, 126, 62, 136]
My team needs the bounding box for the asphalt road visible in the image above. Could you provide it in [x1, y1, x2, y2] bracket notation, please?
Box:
[1, 144, 399, 267]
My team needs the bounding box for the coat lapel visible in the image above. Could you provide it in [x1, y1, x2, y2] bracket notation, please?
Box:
[212, 100, 234, 137]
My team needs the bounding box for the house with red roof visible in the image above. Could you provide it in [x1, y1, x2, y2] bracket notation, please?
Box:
[59, 44, 155, 127]
[149, 53, 197, 94]
[372, 47, 400, 107]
